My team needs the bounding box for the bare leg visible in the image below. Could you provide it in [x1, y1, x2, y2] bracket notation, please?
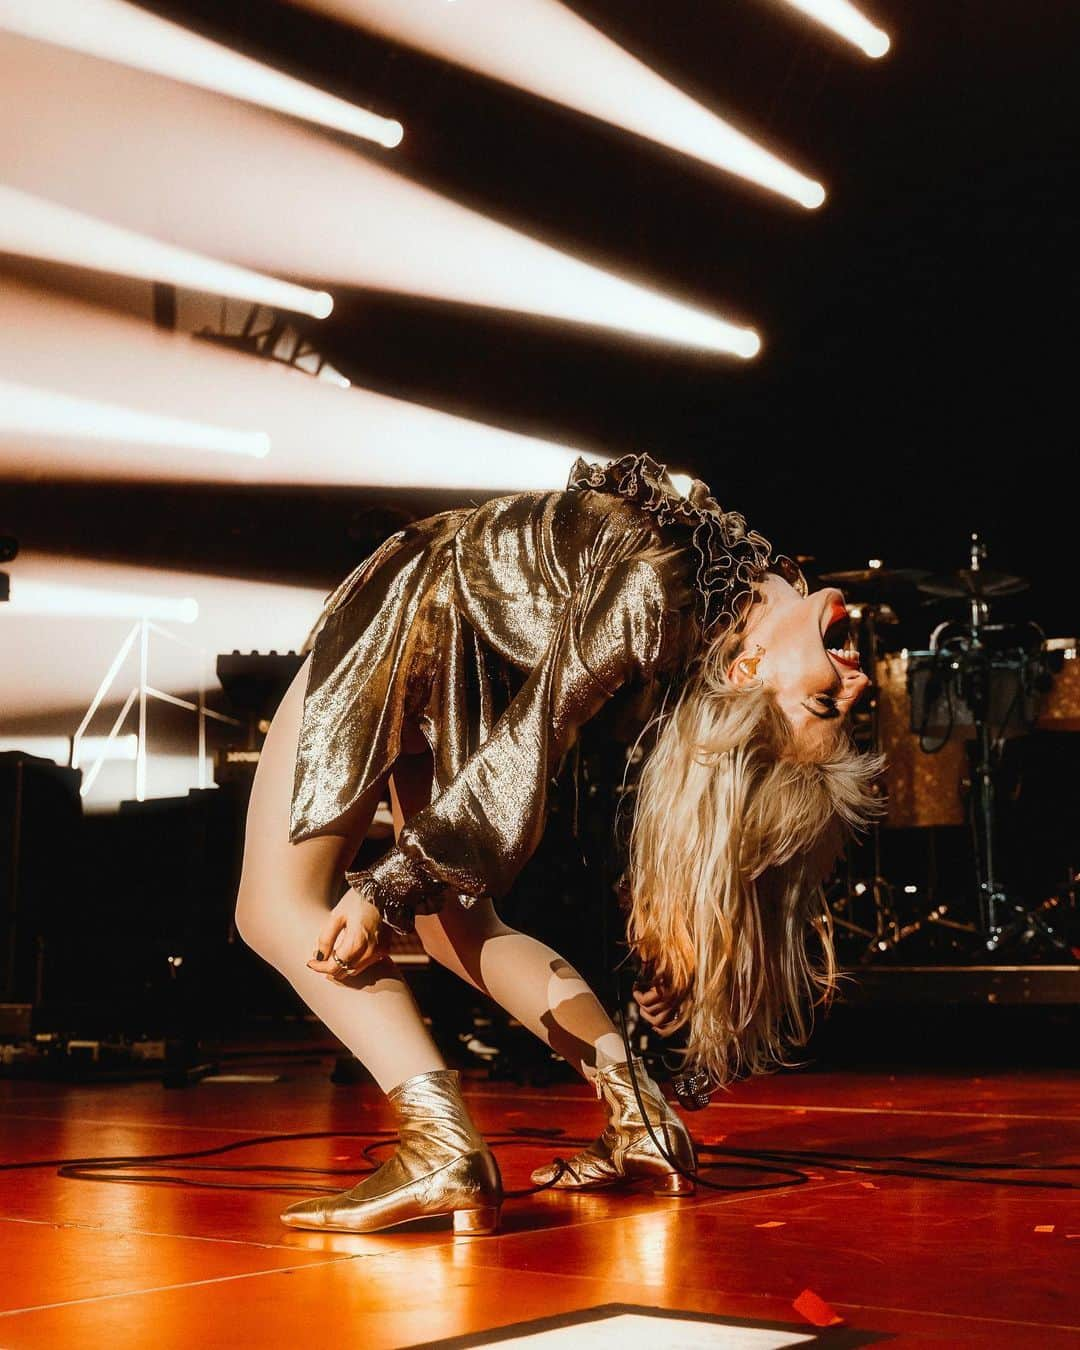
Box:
[395, 740, 693, 1203]
[234, 654, 445, 1094]
[392, 748, 627, 1084]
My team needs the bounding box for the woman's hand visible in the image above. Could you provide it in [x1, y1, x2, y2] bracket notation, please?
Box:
[306, 888, 385, 982]
[632, 981, 689, 1037]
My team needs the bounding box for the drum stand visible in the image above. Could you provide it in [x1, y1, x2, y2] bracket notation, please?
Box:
[964, 646, 1068, 954]
[827, 539, 1078, 963]
[951, 550, 1069, 956]
[828, 836, 903, 962]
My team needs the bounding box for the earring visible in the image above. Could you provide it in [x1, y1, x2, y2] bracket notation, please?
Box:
[736, 644, 765, 679]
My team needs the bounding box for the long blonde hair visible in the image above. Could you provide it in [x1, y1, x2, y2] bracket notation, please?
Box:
[625, 626, 883, 1088]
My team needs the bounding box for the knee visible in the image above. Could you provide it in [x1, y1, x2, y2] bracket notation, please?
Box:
[233, 874, 275, 961]
[232, 881, 257, 950]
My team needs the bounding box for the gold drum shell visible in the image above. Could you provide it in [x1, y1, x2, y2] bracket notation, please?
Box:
[875, 653, 966, 829]
[1037, 641, 1080, 731]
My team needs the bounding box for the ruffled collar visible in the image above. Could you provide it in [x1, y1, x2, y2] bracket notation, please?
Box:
[566, 451, 805, 640]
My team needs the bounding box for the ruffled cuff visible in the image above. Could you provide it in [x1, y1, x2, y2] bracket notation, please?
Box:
[344, 848, 454, 935]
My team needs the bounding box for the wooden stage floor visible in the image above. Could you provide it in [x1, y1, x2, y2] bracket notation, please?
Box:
[1, 1057, 1076, 1348]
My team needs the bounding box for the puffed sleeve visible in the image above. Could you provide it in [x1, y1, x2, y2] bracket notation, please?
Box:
[344, 541, 689, 933]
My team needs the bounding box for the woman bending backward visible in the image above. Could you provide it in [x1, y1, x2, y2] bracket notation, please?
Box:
[234, 452, 879, 1235]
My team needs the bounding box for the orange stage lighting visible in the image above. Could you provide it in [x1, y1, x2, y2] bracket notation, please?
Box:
[0, 279, 583, 491]
[0, 0, 403, 148]
[773, 0, 891, 58]
[0, 553, 328, 810]
[0, 28, 760, 356]
[0, 186, 334, 320]
[1, 378, 271, 460]
[293, 0, 827, 207]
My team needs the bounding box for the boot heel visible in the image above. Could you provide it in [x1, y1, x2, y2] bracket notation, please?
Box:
[453, 1205, 501, 1236]
[654, 1170, 695, 1197]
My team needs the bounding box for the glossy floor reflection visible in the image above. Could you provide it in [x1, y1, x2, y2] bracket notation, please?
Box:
[1, 1057, 1076, 1348]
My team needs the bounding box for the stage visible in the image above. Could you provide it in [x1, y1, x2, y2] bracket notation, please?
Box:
[2, 1051, 1076, 1348]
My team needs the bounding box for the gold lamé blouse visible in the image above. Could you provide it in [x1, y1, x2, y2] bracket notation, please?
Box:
[289, 452, 793, 932]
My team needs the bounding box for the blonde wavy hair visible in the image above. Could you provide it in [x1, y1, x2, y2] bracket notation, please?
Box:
[624, 624, 884, 1089]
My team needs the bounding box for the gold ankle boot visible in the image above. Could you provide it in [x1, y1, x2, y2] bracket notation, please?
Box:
[531, 1056, 696, 1195]
[280, 1067, 502, 1235]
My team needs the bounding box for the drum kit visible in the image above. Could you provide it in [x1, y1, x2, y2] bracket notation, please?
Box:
[824, 534, 1080, 963]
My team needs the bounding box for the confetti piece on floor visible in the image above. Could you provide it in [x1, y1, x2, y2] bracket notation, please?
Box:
[793, 1289, 844, 1327]
[858, 1181, 877, 1190]
[1034, 1225, 1055, 1233]
[755, 1221, 786, 1228]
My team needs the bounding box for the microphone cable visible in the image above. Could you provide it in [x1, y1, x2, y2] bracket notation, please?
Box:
[612, 966, 1079, 1194]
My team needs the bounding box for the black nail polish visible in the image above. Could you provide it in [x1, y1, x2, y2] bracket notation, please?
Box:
[315, 950, 324, 961]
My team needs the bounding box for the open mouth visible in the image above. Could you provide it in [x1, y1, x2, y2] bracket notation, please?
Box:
[822, 608, 861, 669]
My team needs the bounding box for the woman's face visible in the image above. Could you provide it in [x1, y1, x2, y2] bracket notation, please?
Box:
[733, 573, 869, 757]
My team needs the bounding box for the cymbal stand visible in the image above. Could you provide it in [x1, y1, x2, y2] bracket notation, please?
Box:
[827, 602, 900, 961]
[959, 536, 1068, 954]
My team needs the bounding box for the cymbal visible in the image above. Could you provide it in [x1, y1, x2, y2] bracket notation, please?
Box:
[918, 568, 1029, 599]
[860, 602, 900, 624]
[819, 567, 930, 592]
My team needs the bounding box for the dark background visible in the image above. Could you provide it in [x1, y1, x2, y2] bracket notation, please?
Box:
[4, 3, 1080, 1055]
[5, 0, 1079, 645]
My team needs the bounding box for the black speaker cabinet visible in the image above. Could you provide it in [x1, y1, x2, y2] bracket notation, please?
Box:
[0, 752, 82, 1005]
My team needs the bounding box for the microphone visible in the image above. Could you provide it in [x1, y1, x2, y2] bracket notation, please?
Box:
[630, 960, 715, 1110]
[671, 1068, 714, 1111]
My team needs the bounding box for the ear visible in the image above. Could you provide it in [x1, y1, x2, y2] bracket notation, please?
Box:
[727, 660, 754, 688]
[727, 648, 764, 687]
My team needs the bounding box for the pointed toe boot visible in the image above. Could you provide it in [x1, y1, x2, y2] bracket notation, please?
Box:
[531, 1056, 696, 1196]
[281, 1067, 502, 1235]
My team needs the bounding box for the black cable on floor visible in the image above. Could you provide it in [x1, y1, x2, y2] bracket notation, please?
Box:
[1, 1127, 1075, 1196]
[609, 969, 1080, 1194]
